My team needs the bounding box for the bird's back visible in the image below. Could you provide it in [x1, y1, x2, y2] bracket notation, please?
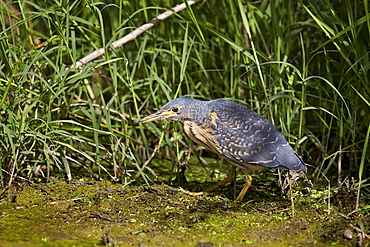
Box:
[206, 99, 306, 171]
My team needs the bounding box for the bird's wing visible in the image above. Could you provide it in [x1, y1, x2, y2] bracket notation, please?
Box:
[211, 102, 306, 171]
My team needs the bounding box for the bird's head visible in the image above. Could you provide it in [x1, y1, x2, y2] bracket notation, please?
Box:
[139, 97, 203, 123]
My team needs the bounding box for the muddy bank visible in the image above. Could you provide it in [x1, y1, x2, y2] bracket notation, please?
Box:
[0, 179, 368, 246]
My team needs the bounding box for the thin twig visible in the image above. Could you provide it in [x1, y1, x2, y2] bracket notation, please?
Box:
[72, 0, 202, 69]
[350, 223, 370, 240]
[136, 145, 159, 178]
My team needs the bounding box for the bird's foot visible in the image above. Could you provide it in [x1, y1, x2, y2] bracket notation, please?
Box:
[178, 187, 229, 199]
[178, 187, 207, 197]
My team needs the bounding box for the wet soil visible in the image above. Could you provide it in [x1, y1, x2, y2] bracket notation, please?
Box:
[0, 177, 368, 246]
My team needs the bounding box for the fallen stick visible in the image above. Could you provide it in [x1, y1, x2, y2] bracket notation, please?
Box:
[72, 0, 202, 69]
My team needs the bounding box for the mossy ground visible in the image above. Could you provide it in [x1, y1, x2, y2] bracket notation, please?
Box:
[0, 171, 368, 247]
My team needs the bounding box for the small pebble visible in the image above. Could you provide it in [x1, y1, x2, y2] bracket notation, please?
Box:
[167, 189, 179, 194]
[116, 189, 128, 194]
[343, 229, 353, 239]
[228, 222, 236, 227]
[195, 242, 215, 247]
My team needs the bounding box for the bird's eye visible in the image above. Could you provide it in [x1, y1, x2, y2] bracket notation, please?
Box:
[172, 107, 179, 112]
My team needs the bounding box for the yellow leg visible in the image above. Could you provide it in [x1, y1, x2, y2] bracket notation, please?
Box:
[178, 167, 252, 203]
[178, 187, 205, 196]
[207, 166, 237, 192]
[177, 167, 237, 198]
[235, 174, 252, 203]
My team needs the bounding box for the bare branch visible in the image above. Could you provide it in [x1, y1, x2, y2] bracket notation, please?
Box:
[72, 0, 202, 69]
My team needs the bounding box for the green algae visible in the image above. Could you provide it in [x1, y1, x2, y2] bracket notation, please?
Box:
[0, 179, 368, 246]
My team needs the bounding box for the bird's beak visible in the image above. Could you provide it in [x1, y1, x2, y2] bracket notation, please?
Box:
[139, 110, 177, 123]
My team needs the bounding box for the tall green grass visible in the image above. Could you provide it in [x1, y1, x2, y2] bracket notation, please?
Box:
[0, 0, 369, 209]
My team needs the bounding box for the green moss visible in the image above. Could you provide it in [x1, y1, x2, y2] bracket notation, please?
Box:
[0, 180, 367, 246]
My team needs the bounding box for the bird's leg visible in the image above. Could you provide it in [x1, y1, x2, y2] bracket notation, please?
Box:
[178, 167, 237, 198]
[235, 173, 252, 203]
[207, 166, 237, 192]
